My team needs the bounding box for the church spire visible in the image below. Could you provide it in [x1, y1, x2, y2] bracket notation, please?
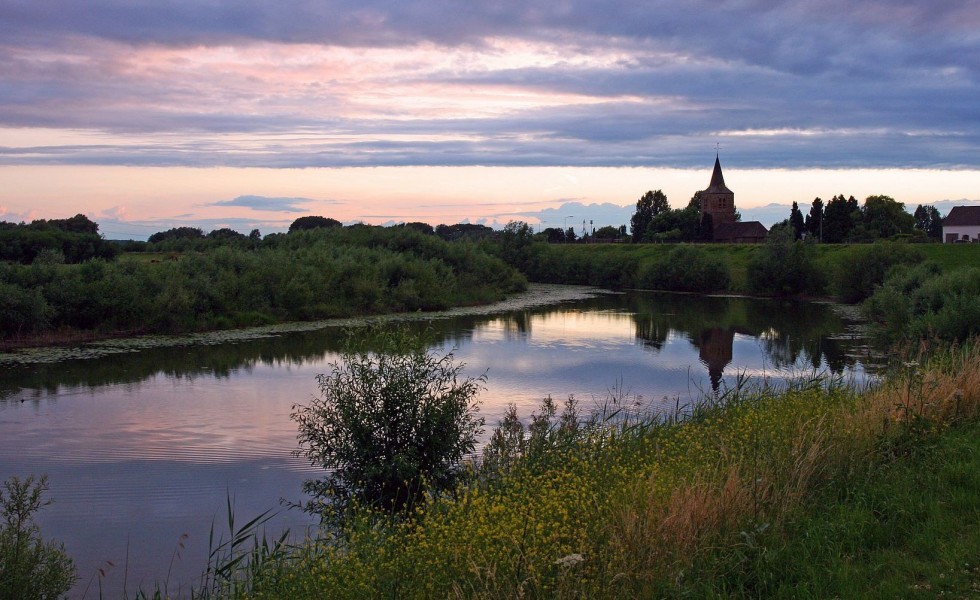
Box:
[707, 153, 731, 193]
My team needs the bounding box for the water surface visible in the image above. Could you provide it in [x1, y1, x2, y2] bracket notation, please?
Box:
[0, 288, 873, 597]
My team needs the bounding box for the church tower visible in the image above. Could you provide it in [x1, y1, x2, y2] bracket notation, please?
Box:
[700, 154, 736, 230]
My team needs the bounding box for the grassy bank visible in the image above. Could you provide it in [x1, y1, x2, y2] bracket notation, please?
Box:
[519, 241, 980, 296]
[190, 342, 980, 599]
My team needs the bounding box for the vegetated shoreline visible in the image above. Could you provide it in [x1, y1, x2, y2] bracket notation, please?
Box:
[180, 340, 980, 599]
[0, 283, 609, 365]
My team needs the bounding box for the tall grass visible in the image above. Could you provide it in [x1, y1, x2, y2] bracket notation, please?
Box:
[200, 342, 980, 599]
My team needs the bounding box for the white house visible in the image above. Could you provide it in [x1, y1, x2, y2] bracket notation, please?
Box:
[942, 206, 980, 243]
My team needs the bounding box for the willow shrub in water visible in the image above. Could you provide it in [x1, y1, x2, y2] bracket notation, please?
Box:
[0, 475, 76, 600]
[291, 327, 485, 520]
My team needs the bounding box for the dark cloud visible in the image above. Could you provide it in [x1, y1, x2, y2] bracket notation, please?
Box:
[209, 195, 324, 212]
[1, 1, 978, 169]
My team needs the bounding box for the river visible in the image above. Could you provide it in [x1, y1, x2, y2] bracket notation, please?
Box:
[0, 285, 875, 598]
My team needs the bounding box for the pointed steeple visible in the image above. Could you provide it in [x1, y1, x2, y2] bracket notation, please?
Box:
[707, 153, 731, 193]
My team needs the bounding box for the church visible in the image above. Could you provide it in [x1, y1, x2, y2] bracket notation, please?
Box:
[700, 155, 768, 243]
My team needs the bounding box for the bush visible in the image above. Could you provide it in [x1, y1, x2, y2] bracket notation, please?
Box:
[637, 245, 731, 293]
[0, 475, 76, 600]
[747, 229, 827, 297]
[864, 264, 980, 343]
[292, 327, 485, 519]
[834, 242, 923, 303]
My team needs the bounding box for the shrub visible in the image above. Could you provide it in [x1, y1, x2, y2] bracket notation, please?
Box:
[292, 327, 485, 519]
[0, 475, 76, 600]
[864, 264, 980, 343]
[747, 229, 827, 297]
[637, 245, 731, 293]
[834, 242, 923, 303]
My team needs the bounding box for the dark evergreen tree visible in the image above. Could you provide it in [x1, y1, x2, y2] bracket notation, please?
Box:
[805, 197, 824, 240]
[789, 201, 806, 240]
[822, 195, 857, 243]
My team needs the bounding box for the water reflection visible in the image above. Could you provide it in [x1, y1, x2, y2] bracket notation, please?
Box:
[0, 290, 874, 598]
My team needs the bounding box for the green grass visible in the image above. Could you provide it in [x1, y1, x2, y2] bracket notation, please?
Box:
[742, 420, 980, 599]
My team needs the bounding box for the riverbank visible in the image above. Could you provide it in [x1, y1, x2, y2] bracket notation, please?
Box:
[184, 342, 980, 599]
[0, 284, 608, 366]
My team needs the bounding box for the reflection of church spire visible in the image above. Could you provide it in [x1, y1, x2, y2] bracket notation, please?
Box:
[697, 328, 734, 394]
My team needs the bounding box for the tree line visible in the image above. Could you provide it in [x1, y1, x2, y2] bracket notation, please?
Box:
[776, 194, 942, 242]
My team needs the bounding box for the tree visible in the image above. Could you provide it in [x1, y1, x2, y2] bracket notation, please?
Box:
[288, 216, 342, 232]
[630, 190, 668, 242]
[0, 476, 76, 600]
[858, 195, 915, 240]
[292, 327, 485, 518]
[822, 194, 859, 243]
[592, 225, 622, 240]
[789, 201, 806, 240]
[537, 227, 566, 243]
[805, 197, 824, 240]
[207, 227, 246, 241]
[148, 227, 205, 244]
[913, 205, 943, 240]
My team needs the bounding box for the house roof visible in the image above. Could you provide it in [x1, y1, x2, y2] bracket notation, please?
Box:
[705, 154, 732, 194]
[714, 221, 768, 241]
[942, 206, 980, 227]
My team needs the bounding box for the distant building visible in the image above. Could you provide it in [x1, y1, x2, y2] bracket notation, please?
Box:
[700, 155, 768, 243]
[942, 206, 980, 243]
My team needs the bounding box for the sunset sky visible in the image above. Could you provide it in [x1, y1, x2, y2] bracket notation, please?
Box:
[2, 1, 978, 238]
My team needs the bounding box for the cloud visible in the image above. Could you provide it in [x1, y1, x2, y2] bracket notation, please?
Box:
[209, 195, 324, 213]
[0, 0, 978, 172]
[514, 201, 635, 230]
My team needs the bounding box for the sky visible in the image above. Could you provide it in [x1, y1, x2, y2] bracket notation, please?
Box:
[1, 0, 979, 238]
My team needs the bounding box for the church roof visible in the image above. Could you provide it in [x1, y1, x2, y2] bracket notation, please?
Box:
[714, 221, 768, 242]
[705, 154, 732, 194]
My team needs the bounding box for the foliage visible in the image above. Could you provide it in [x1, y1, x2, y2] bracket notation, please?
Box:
[0, 475, 76, 600]
[833, 242, 924, 303]
[630, 190, 669, 242]
[746, 228, 827, 296]
[434, 223, 495, 242]
[804, 196, 823, 239]
[0, 215, 117, 264]
[292, 326, 485, 518]
[864, 264, 980, 343]
[789, 201, 805, 240]
[1, 227, 526, 343]
[288, 216, 343, 232]
[913, 204, 943, 240]
[821, 194, 860, 243]
[637, 245, 731, 293]
[493, 220, 535, 273]
[852, 195, 916, 241]
[592, 225, 625, 240]
[147, 226, 205, 244]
